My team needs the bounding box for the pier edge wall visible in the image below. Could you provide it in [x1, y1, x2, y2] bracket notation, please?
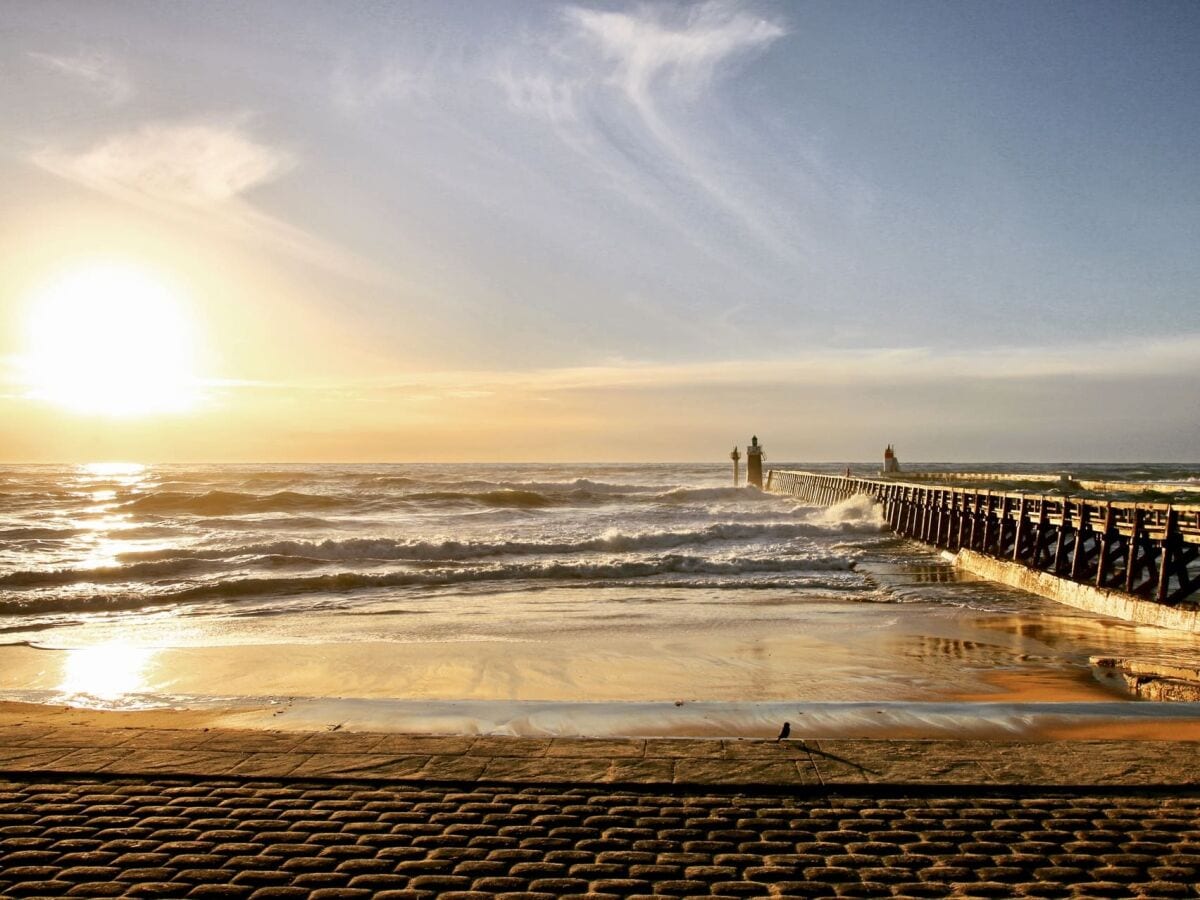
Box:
[949, 549, 1200, 633]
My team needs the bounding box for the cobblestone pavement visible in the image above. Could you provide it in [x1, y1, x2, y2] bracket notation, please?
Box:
[2, 776, 1200, 899]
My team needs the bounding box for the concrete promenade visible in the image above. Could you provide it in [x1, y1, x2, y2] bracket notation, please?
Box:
[3, 725, 1200, 898]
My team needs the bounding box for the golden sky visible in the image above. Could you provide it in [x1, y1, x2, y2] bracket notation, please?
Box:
[2, 2, 1198, 462]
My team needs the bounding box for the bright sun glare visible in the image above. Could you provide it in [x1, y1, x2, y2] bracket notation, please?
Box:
[21, 262, 200, 416]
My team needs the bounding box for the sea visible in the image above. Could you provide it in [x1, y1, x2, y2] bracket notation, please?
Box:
[2, 461, 1199, 737]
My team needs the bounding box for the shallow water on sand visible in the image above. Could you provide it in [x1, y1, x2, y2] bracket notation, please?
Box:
[1, 462, 1198, 734]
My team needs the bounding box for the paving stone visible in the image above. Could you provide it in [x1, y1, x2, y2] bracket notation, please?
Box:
[547, 739, 646, 759]
[114, 731, 217, 751]
[37, 729, 135, 749]
[672, 758, 815, 785]
[721, 739, 807, 759]
[101, 750, 244, 776]
[7, 881, 76, 896]
[651, 879, 709, 895]
[641, 739, 725, 759]
[371, 734, 476, 756]
[227, 754, 313, 777]
[605, 760, 676, 784]
[410, 755, 487, 780]
[287, 755, 429, 779]
[483, 757, 612, 782]
[66, 883, 126, 896]
[0, 746, 75, 769]
[293, 733, 389, 754]
[468, 737, 552, 758]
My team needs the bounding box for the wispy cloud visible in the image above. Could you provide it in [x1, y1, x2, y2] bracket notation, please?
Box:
[494, 66, 581, 125]
[567, 1, 784, 101]
[496, 1, 790, 258]
[28, 50, 132, 104]
[32, 117, 387, 283]
[332, 60, 425, 112]
[220, 333, 1200, 402]
[36, 118, 295, 205]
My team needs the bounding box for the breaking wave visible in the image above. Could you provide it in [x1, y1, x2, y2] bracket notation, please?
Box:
[812, 494, 887, 531]
[121, 490, 349, 516]
[402, 489, 557, 508]
[0, 558, 223, 587]
[653, 486, 774, 503]
[0, 553, 859, 615]
[117, 521, 835, 566]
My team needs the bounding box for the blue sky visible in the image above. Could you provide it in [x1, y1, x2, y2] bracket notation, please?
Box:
[1, 1, 1197, 461]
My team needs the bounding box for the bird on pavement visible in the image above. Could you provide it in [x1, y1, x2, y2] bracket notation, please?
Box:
[775, 722, 790, 742]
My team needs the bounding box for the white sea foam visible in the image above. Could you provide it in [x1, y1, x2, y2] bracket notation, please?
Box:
[810, 493, 886, 530]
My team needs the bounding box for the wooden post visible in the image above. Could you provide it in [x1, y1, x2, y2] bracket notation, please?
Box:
[1125, 507, 1144, 594]
[956, 493, 969, 549]
[1012, 496, 1028, 563]
[934, 490, 947, 547]
[1157, 508, 1178, 603]
[1053, 499, 1070, 574]
[995, 496, 1011, 556]
[1070, 503, 1091, 581]
[1095, 503, 1114, 589]
[980, 493, 994, 552]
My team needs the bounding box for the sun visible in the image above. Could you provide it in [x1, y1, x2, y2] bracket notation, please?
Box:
[20, 261, 201, 417]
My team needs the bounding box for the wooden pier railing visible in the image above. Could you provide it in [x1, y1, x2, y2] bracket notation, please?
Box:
[766, 470, 1200, 607]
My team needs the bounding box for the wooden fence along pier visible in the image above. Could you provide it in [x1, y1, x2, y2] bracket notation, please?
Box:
[766, 470, 1200, 630]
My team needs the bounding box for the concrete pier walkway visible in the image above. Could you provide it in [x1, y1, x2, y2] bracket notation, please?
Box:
[3, 725, 1200, 898]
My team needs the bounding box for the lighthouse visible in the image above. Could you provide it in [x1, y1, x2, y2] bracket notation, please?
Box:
[730, 445, 741, 487]
[883, 444, 901, 475]
[746, 435, 764, 489]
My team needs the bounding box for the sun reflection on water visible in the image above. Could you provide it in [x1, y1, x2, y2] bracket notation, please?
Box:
[79, 462, 147, 482]
[59, 643, 158, 704]
[64, 462, 162, 567]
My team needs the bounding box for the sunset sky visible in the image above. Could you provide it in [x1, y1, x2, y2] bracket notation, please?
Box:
[2, 0, 1197, 462]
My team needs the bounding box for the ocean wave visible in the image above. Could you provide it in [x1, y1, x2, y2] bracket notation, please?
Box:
[120, 490, 350, 516]
[401, 489, 556, 508]
[0, 526, 84, 540]
[652, 486, 774, 503]
[169, 554, 854, 598]
[202, 515, 335, 531]
[416, 477, 655, 493]
[118, 521, 833, 565]
[496, 478, 656, 494]
[0, 553, 858, 615]
[0, 557, 223, 587]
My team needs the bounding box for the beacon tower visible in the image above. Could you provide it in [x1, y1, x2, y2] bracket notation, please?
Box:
[747, 435, 764, 489]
